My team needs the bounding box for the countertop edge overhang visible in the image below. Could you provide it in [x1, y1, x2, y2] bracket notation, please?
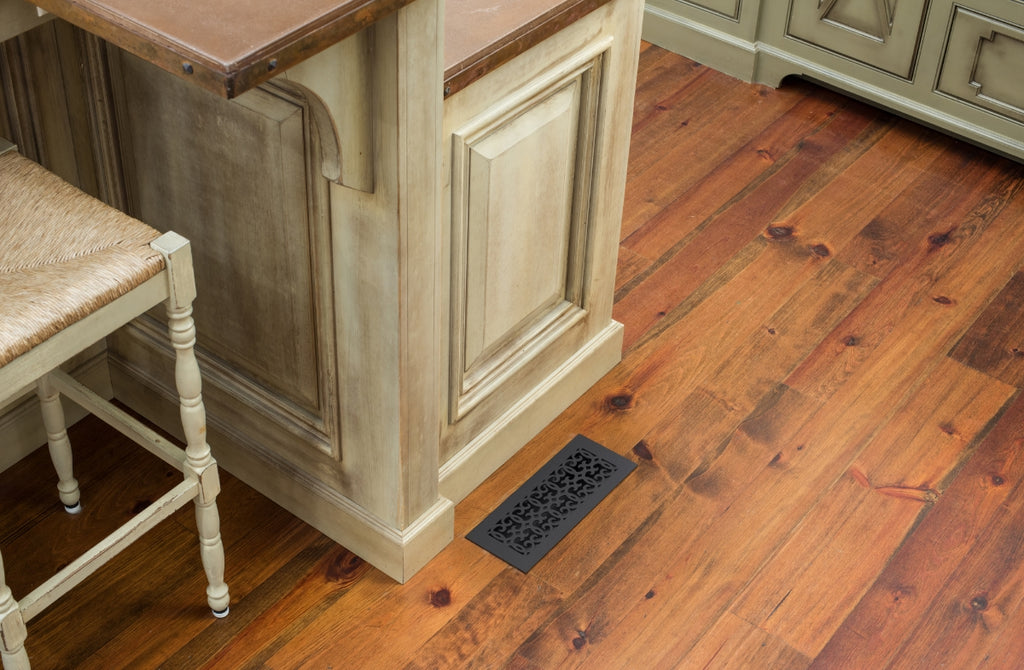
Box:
[442, 0, 616, 98]
[31, 0, 418, 98]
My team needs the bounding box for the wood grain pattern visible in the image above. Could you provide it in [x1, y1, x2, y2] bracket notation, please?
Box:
[5, 44, 1024, 668]
[951, 271, 1024, 387]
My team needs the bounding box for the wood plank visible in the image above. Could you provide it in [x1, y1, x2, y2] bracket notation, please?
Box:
[950, 271, 1024, 387]
[621, 72, 816, 239]
[80, 497, 325, 669]
[787, 162, 1024, 401]
[883, 470, 1024, 668]
[1, 442, 184, 596]
[629, 46, 703, 129]
[508, 386, 823, 668]
[527, 434, 677, 594]
[686, 613, 812, 669]
[260, 537, 507, 668]
[19, 520, 200, 669]
[839, 141, 1004, 280]
[181, 540, 369, 669]
[700, 260, 877, 414]
[615, 106, 893, 351]
[811, 388, 1024, 668]
[402, 566, 562, 669]
[614, 243, 649, 292]
[621, 87, 849, 263]
[596, 192, 1024, 663]
[732, 358, 1014, 657]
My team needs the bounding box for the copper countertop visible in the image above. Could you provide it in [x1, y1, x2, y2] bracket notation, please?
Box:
[443, 0, 613, 97]
[32, 0, 417, 98]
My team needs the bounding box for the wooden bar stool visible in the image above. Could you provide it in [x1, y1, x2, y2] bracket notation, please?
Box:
[0, 138, 229, 669]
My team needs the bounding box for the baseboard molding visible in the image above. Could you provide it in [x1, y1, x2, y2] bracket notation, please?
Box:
[211, 434, 456, 584]
[752, 44, 1024, 162]
[108, 320, 623, 582]
[641, 6, 1024, 163]
[439, 321, 624, 503]
[109, 361, 455, 584]
[0, 352, 113, 473]
[641, 4, 758, 82]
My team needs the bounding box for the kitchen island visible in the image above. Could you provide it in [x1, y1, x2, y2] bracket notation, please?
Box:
[0, 0, 642, 580]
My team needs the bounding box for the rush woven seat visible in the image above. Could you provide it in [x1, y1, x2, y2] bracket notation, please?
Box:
[0, 139, 229, 670]
[0, 148, 165, 366]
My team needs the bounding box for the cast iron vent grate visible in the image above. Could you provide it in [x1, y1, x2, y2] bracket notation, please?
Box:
[466, 434, 636, 572]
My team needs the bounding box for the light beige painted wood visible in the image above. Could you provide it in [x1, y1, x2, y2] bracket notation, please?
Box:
[99, 0, 454, 583]
[98, 0, 639, 581]
[641, 0, 1024, 162]
[450, 55, 597, 421]
[461, 82, 579, 370]
[0, 350, 110, 473]
[0, 550, 30, 670]
[0, 223, 230, 668]
[35, 374, 81, 512]
[1, 0, 641, 583]
[278, 29, 375, 192]
[109, 65, 331, 431]
[440, 0, 642, 499]
[0, 20, 103, 193]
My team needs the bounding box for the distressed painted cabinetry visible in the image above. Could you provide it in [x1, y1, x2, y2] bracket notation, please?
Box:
[0, 0, 643, 581]
[439, 0, 643, 501]
[642, 0, 1024, 162]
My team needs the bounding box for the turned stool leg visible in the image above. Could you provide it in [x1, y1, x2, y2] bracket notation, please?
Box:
[153, 231, 229, 617]
[36, 375, 81, 514]
[0, 551, 30, 670]
[167, 301, 230, 617]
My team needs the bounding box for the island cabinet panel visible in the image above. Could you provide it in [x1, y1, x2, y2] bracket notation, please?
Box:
[449, 56, 598, 423]
[438, 0, 643, 502]
[786, 0, 930, 78]
[107, 50, 340, 458]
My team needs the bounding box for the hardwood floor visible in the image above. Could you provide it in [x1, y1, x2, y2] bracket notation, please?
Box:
[5, 42, 1024, 668]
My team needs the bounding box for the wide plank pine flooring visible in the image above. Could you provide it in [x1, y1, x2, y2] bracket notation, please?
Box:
[5, 43, 1024, 668]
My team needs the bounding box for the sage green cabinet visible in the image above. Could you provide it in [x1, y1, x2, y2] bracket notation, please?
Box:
[787, 0, 930, 78]
[641, 0, 1024, 162]
[937, 6, 1024, 125]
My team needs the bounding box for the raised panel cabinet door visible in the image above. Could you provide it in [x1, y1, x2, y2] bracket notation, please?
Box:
[936, 7, 1024, 124]
[787, 0, 930, 77]
[448, 49, 604, 422]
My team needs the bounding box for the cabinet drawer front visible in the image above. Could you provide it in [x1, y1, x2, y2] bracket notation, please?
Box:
[937, 7, 1024, 124]
[787, 0, 929, 78]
